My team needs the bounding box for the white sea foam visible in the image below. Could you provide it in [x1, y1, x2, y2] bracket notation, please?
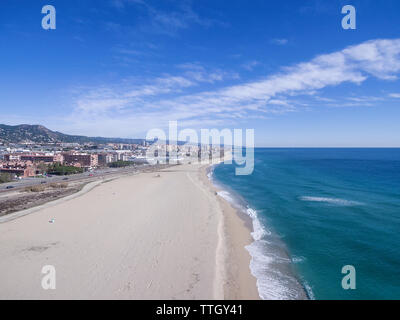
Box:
[217, 191, 235, 203]
[243, 207, 307, 299]
[246, 207, 271, 240]
[209, 168, 308, 300]
[303, 280, 316, 300]
[300, 196, 363, 206]
[246, 240, 308, 300]
[217, 192, 270, 240]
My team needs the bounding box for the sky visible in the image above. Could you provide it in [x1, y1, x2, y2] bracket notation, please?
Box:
[1, 0, 400, 147]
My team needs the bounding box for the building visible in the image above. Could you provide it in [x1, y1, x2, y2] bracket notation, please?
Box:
[97, 153, 116, 166]
[0, 161, 36, 178]
[4, 154, 20, 161]
[97, 153, 107, 166]
[4, 153, 64, 163]
[20, 153, 64, 163]
[63, 153, 98, 168]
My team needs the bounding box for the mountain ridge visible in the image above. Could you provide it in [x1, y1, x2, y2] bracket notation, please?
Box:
[0, 124, 145, 144]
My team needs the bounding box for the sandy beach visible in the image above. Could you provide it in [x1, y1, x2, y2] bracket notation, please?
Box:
[0, 163, 259, 300]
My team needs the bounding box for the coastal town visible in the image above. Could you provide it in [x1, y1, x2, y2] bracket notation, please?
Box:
[0, 141, 150, 179]
[0, 138, 226, 221]
[0, 123, 231, 220]
[0, 140, 226, 181]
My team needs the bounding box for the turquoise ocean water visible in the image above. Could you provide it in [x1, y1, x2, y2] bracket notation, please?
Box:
[211, 148, 400, 300]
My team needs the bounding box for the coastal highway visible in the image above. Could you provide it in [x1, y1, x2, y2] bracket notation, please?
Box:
[0, 166, 147, 192]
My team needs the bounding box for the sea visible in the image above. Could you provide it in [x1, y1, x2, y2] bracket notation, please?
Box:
[210, 148, 400, 300]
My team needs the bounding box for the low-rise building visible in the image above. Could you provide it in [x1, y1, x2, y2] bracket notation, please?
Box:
[63, 153, 98, 168]
[20, 153, 64, 163]
[4, 154, 20, 161]
[97, 153, 109, 166]
[4, 153, 64, 163]
[0, 161, 36, 177]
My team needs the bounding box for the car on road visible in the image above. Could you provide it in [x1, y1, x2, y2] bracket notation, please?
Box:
[41, 181, 47, 184]
[62, 177, 69, 180]
[6, 186, 14, 189]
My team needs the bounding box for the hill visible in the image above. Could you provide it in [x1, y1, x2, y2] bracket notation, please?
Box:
[0, 124, 144, 145]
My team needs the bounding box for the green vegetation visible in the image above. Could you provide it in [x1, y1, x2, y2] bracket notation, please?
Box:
[108, 161, 134, 168]
[0, 172, 14, 184]
[36, 162, 49, 174]
[47, 163, 84, 175]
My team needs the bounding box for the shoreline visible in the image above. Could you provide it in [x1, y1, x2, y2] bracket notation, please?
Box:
[199, 164, 260, 300]
[207, 162, 310, 300]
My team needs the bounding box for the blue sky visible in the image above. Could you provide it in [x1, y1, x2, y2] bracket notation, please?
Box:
[1, 0, 400, 146]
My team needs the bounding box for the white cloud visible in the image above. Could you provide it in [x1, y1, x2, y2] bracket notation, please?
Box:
[75, 76, 195, 113]
[343, 39, 400, 80]
[389, 93, 400, 98]
[68, 38, 400, 137]
[271, 38, 288, 45]
[176, 62, 239, 83]
[346, 96, 384, 103]
[242, 60, 260, 71]
[109, 0, 226, 37]
[113, 48, 142, 56]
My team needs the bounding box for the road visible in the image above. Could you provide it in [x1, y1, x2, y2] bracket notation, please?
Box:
[0, 166, 147, 192]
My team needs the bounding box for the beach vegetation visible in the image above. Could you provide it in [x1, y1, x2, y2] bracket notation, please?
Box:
[108, 161, 134, 168]
[36, 162, 49, 174]
[47, 163, 84, 175]
[0, 173, 14, 184]
[25, 185, 46, 192]
[49, 182, 69, 189]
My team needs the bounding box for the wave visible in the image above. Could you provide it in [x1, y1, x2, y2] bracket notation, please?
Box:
[211, 167, 309, 300]
[303, 280, 316, 300]
[246, 207, 271, 240]
[244, 208, 310, 300]
[299, 196, 364, 206]
[217, 191, 235, 203]
[245, 240, 307, 300]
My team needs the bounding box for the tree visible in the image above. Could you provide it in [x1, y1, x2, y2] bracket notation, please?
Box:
[47, 163, 84, 176]
[37, 162, 49, 175]
[108, 161, 134, 168]
[0, 172, 14, 184]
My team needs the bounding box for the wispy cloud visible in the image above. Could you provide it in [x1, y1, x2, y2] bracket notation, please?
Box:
[270, 38, 288, 46]
[242, 60, 260, 71]
[75, 75, 195, 113]
[389, 93, 400, 98]
[113, 48, 143, 56]
[109, 0, 226, 37]
[66, 38, 400, 137]
[177, 62, 239, 83]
